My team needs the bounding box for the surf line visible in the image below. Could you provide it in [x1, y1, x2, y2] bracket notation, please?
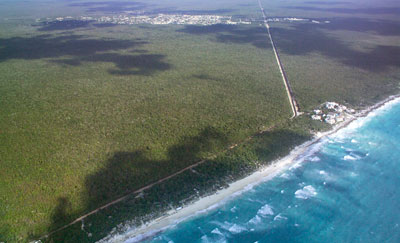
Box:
[257, 0, 299, 118]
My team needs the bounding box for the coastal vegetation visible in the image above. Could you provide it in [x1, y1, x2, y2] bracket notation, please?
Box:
[38, 118, 316, 242]
[1, 0, 399, 242]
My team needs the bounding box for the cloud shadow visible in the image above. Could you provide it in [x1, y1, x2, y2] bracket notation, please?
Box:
[36, 20, 94, 32]
[92, 23, 118, 28]
[0, 34, 171, 75]
[270, 21, 400, 72]
[83, 127, 227, 208]
[45, 127, 228, 236]
[318, 17, 400, 36]
[178, 24, 271, 49]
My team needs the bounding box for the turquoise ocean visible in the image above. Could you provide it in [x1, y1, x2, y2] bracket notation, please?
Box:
[130, 100, 400, 242]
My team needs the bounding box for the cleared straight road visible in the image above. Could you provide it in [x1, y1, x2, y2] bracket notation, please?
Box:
[257, 0, 299, 118]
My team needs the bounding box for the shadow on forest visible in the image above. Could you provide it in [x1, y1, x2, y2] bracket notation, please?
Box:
[314, 17, 400, 36]
[36, 20, 94, 31]
[0, 34, 171, 75]
[92, 23, 118, 28]
[286, 6, 400, 16]
[192, 73, 225, 83]
[178, 24, 271, 49]
[269, 20, 400, 72]
[34, 20, 119, 32]
[83, 127, 228, 209]
[177, 20, 400, 71]
[50, 197, 72, 228]
[45, 127, 228, 232]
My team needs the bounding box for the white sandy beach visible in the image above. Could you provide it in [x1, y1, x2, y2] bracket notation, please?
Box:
[102, 94, 400, 243]
[104, 140, 318, 242]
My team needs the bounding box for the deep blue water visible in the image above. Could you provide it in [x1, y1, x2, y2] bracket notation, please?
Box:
[136, 100, 400, 243]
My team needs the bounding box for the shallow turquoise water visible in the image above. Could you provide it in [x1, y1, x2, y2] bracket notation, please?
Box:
[135, 101, 400, 243]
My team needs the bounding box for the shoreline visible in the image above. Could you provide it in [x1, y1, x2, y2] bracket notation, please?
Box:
[104, 94, 400, 243]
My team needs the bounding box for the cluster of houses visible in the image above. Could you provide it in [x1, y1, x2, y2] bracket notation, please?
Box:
[266, 17, 330, 24]
[98, 14, 233, 25]
[51, 14, 252, 26]
[311, 102, 356, 125]
[44, 15, 333, 27]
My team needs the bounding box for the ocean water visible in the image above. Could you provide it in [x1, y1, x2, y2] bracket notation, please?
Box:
[134, 100, 400, 243]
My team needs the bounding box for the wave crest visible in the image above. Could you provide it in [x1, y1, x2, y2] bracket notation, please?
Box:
[295, 185, 317, 199]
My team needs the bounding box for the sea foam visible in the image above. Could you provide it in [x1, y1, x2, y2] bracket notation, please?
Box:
[249, 215, 262, 225]
[274, 214, 288, 221]
[309, 156, 321, 162]
[295, 185, 317, 199]
[343, 155, 357, 161]
[211, 228, 223, 236]
[228, 224, 247, 234]
[257, 204, 274, 216]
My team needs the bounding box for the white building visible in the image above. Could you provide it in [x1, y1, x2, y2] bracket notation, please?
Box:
[312, 115, 322, 121]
